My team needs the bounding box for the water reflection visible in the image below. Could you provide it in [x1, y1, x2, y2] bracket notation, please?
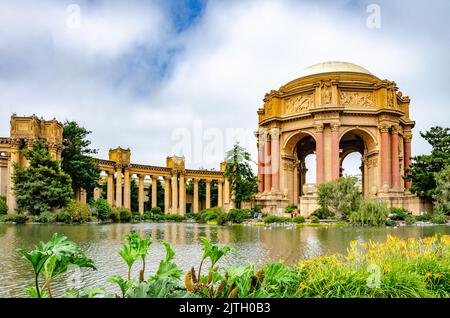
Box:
[0, 223, 449, 297]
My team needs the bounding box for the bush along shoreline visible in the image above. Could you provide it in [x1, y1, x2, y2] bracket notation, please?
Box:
[0, 197, 448, 227]
[16, 233, 450, 298]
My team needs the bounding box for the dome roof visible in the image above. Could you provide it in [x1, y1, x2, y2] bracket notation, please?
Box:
[298, 61, 373, 78]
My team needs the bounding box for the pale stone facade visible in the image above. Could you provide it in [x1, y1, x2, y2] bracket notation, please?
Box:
[255, 61, 432, 216]
[97, 148, 232, 215]
[0, 116, 232, 214]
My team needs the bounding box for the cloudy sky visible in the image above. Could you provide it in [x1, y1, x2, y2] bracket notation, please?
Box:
[0, 0, 449, 178]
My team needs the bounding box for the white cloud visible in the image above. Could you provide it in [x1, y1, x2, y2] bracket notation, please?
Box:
[0, 0, 449, 176]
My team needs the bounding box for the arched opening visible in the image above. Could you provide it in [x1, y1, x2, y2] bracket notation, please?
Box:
[339, 132, 366, 195]
[295, 135, 316, 197]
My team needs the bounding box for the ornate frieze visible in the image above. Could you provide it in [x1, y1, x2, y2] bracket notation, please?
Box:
[285, 94, 313, 114]
[339, 91, 374, 107]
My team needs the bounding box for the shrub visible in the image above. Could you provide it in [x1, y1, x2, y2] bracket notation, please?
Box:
[405, 215, 416, 225]
[164, 214, 185, 222]
[61, 200, 91, 223]
[415, 213, 433, 222]
[118, 208, 132, 222]
[385, 219, 398, 227]
[433, 165, 450, 214]
[292, 216, 305, 223]
[263, 215, 290, 224]
[285, 204, 297, 214]
[312, 207, 335, 219]
[389, 208, 411, 221]
[150, 207, 163, 215]
[110, 209, 120, 222]
[0, 213, 28, 224]
[56, 210, 72, 223]
[349, 199, 389, 226]
[0, 196, 7, 215]
[33, 211, 57, 223]
[317, 177, 362, 220]
[90, 198, 112, 221]
[431, 210, 447, 224]
[225, 209, 252, 224]
[185, 212, 200, 220]
[309, 215, 320, 224]
[200, 207, 223, 223]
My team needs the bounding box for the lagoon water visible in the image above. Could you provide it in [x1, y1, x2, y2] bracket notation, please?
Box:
[0, 222, 449, 298]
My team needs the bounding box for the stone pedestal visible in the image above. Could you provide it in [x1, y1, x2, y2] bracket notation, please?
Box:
[255, 190, 289, 216]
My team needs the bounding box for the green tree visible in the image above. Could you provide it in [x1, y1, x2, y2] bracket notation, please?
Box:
[13, 140, 73, 215]
[317, 177, 362, 220]
[130, 178, 139, 213]
[433, 165, 450, 214]
[61, 121, 100, 202]
[145, 178, 165, 211]
[224, 143, 258, 208]
[405, 127, 450, 200]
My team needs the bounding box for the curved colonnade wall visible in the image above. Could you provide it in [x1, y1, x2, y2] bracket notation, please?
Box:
[0, 115, 231, 214]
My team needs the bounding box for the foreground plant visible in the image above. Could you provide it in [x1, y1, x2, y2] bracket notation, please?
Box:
[17, 233, 96, 298]
[184, 237, 232, 297]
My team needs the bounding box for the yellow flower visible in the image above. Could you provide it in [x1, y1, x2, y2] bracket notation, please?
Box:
[384, 264, 392, 272]
[425, 272, 432, 278]
[433, 273, 443, 279]
[300, 283, 307, 290]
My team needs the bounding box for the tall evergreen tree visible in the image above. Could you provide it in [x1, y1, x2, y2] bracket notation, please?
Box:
[61, 121, 100, 201]
[405, 126, 450, 200]
[13, 140, 73, 215]
[224, 143, 258, 208]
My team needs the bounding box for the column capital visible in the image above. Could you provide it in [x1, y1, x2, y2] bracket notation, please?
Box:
[10, 138, 22, 149]
[205, 179, 211, 184]
[391, 125, 400, 135]
[314, 124, 324, 133]
[330, 123, 341, 132]
[378, 124, 390, 133]
[404, 132, 413, 142]
[270, 127, 281, 138]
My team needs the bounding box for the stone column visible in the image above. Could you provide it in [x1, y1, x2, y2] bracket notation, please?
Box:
[80, 189, 87, 204]
[331, 123, 340, 180]
[151, 176, 157, 208]
[138, 174, 145, 214]
[164, 176, 170, 213]
[224, 178, 230, 205]
[115, 165, 122, 208]
[315, 124, 324, 184]
[293, 163, 298, 204]
[264, 133, 272, 191]
[404, 131, 413, 190]
[257, 132, 265, 192]
[123, 169, 131, 210]
[93, 187, 101, 200]
[390, 126, 400, 190]
[7, 143, 20, 213]
[193, 179, 199, 213]
[171, 172, 178, 214]
[218, 180, 223, 207]
[179, 173, 185, 215]
[205, 179, 211, 209]
[271, 128, 280, 191]
[379, 124, 391, 190]
[107, 171, 114, 206]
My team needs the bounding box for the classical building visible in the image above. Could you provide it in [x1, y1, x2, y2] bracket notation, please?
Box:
[255, 61, 431, 216]
[0, 115, 231, 214]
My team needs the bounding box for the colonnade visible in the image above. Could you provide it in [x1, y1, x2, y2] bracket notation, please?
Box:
[100, 166, 231, 215]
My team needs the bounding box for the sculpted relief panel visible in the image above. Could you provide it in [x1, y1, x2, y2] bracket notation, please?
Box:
[340, 91, 374, 108]
[285, 94, 314, 114]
